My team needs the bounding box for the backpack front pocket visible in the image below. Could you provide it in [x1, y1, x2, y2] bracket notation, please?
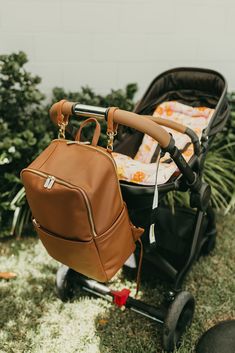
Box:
[33, 222, 107, 282]
[22, 169, 95, 241]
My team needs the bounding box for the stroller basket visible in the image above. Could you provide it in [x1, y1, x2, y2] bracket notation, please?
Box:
[49, 67, 229, 352]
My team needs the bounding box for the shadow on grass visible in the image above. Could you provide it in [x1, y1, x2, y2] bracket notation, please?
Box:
[71, 259, 171, 353]
[95, 269, 167, 352]
[0, 262, 56, 339]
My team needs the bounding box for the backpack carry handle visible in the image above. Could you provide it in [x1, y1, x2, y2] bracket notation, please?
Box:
[75, 118, 101, 146]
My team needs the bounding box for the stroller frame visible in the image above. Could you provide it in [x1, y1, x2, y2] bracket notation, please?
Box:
[51, 68, 229, 351]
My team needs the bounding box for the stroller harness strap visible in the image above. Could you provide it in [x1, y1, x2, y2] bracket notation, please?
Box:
[21, 103, 144, 283]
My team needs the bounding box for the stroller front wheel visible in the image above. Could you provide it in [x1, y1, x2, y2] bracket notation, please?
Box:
[162, 291, 195, 352]
[55, 265, 77, 302]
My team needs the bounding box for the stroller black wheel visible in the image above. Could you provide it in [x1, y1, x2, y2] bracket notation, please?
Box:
[55, 265, 77, 302]
[162, 291, 195, 352]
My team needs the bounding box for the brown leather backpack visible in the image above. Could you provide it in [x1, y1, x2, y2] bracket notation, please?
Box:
[21, 101, 143, 282]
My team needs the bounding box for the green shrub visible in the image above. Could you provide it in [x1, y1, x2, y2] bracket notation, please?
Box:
[164, 145, 235, 213]
[0, 52, 54, 235]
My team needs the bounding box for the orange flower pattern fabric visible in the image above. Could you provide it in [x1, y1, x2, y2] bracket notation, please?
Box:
[112, 101, 214, 186]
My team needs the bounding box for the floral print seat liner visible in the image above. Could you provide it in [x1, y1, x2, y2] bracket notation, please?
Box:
[112, 101, 214, 186]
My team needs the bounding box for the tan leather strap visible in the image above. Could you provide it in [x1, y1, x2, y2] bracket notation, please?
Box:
[135, 238, 143, 298]
[56, 99, 70, 125]
[106, 107, 119, 152]
[50, 101, 75, 126]
[75, 118, 101, 146]
[107, 107, 119, 134]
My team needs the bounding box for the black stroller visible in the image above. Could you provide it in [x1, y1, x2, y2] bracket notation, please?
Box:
[54, 68, 229, 351]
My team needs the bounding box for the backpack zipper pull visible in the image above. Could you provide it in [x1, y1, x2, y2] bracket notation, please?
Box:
[32, 218, 40, 228]
[47, 176, 55, 189]
[44, 176, 51, 188]
[44, 176, 55, 189]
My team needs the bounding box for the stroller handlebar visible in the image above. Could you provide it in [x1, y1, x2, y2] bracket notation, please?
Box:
[50, 101, 200, 155]
[113, 109, 171, 148]
[50, 101, 171, 149]
[50, 100, 200, 186]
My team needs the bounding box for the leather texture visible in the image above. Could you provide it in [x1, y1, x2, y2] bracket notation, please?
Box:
[21, 111, 144, 282]
[107, 107, 119, 134]
[75, 117, 101, 146]
[56, 99, 70, 124]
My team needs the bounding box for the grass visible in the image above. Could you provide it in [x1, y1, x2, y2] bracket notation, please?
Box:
[0, 214, 234, 353]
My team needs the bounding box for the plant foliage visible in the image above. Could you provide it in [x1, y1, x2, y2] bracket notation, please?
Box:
[0, 52, 54, 235]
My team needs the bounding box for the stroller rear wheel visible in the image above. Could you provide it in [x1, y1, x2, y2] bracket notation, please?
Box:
[56, 265, 77, 302]
[163, 291, 195, 352]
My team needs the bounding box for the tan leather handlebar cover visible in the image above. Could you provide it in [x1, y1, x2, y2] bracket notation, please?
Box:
[114, 109, 171, 148]
[50, 102, 171, 148]
[50, 101, 75, 125]
[145, 115, 187, 134]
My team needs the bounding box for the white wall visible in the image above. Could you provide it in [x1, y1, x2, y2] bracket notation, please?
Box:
[1, 0, 235, 99]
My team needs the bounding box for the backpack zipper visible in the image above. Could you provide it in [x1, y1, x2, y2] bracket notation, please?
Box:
[24, 168, 98, 237]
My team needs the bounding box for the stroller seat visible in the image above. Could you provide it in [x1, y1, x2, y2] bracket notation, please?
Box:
[113, 101, 214, 185]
